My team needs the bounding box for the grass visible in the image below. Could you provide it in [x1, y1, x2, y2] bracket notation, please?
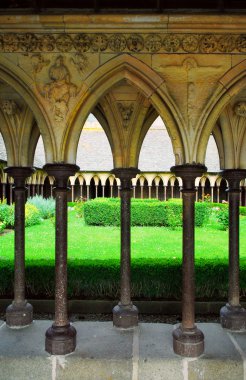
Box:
[0, 211, 246, 300]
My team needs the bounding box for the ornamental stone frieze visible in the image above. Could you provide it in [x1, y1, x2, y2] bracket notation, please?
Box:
[0, 33, 245, 54]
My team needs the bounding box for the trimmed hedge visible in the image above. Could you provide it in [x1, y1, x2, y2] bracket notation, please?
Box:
[83, 198, 210, 227]
[0, 257, 245, 301]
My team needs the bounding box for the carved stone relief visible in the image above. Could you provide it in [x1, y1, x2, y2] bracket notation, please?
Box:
[0, 32, 245, 53]
[70, 53, 88, 74]
[109, 34, 126, 52]
[41, 55, 78, 122]
[145, 34, 162, 52]
[117, 103, 134, 128]
[234, 102, 246, 117]
[0, 100, 19, 116]
[31, 54, 50, 74]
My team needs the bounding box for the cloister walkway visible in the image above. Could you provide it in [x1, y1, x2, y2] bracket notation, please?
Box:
[0, 319, 245, 380]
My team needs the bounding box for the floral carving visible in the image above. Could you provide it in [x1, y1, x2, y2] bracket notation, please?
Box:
[127, 34, 144, 52]
[3, 34, 18, 52]
[70, 53, 88, 74]
[145, 34, 162, 52]
[42, 56, 78, 122]
[218, 35, 235, 52]
[38, 34, 56, 52]
[109, 34, 126, 52]
[234, 102, 246, 117]
[163, 35, 180, 52]
[19, 33, 38, 52]
[117, 103, 134, 128]
[200, 35, 217, 53]
[91, 34, 108, 52]
[236, 35, 246, 52]
[182, 35, 199, 52]
[56, 34, 73, 52]
[74, 34, 91, 53]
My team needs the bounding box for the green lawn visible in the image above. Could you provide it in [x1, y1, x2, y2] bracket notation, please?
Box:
[0, 211, 246, 300]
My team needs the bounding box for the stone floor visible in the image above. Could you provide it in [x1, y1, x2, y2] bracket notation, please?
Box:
[0, 320, 245, 380]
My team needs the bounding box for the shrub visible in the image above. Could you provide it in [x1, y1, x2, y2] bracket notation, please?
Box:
[74, 199, 85, 218]
[0, 221, 5, 233]
[216, 207, 229, 230]
[25, 203, 42, 227]
[0, 199, 11, 224]
[240, 206, 246, 216]
[27, 195, 55, 219]
[84, 198, 209, 227]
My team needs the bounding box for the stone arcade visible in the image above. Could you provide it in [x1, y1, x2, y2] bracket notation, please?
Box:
[0, 3, 245, 362]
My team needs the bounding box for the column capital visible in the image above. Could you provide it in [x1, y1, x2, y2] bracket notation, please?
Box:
[222, 169, 246, 192]
[171, 164, 207, 190]
[111, 167, 140, 189]
[4, 166, 35, 188]
[43, 163, 79, 189]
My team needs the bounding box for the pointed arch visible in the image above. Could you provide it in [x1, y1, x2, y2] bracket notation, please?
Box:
[0, 55, 56, 163]
[196, 59, 246, 165]
[63, 54, 185, 166]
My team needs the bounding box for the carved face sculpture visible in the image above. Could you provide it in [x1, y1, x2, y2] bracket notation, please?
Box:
[1, 100, 17, 116]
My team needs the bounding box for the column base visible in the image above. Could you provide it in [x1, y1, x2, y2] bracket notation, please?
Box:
[45, 323, 77, 355]
[113, 303, 138, 329]
[172, 325, 204, 357]
[6, 301, 33, 328]
[220, 304, 246, 331]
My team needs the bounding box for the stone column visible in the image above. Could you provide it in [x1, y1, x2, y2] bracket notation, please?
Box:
[40, 184, 44, 197]
[27, 184, 31, 198]
[2, 183, 6, 200]
[171, 164, 206, 357]
[140, 185, 143, 199]
[110, 185, 113, 198]
[80, 184, 83, 199]
[201, 186, 205, 201]
[102, 185, 105, 198]
[111, 167, 140, 328]
[43, 163, 79, 355]
[171, 185, 174, 199]
[164, 185, 167, 201]
[32, 184, 35, 197]
[156, 185, 159, 199]
[95, 185, 98, 198]
[217, 186, 220, 203]
[132, 185, 136, 199]
[87, 185, 90, 200]
[9, 184, 13, 204]
[4, 167, 34, 327]
[148, 186, 151, 199]
[220, 169, 246, 331]
[71, 184, 74, 202]
[50, 185, 53, 198]
[211, 186, 214, 203]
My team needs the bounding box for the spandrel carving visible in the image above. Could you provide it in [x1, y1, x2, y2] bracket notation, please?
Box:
[117, 103, 134, 129]
[42, 56, 78, 122]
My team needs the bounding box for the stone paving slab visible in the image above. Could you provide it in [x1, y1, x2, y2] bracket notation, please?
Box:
[0, 321, 245, 380]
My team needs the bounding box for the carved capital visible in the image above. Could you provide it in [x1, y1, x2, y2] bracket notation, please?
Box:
[1, 100, 19, 116]
[111, 167, 140, 190]
[171, 164, 207, 190]
[43, 163, 80, 189]
[222, 169, 246, 191]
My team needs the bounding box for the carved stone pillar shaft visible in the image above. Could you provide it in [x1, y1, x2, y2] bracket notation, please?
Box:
[220, 169, 246, 331]
[4, 167, 34, 328]
[111, 167, 140, 328]
[171, 164, 206, 357]
[44, 163, 79, 355]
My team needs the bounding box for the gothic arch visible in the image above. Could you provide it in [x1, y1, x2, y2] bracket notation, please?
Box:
[195, 59, 246, 166]
[0, 55, 56, 163]
[64, 54, 185, 167]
